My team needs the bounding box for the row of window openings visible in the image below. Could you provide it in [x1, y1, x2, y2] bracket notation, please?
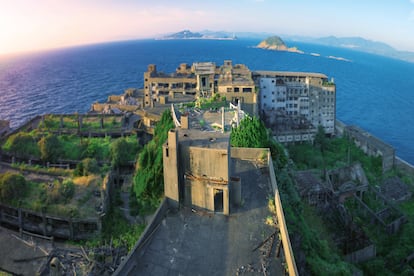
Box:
[261, 77, 307, 83]
[226, 87, 253, 92]
[262, 88, 308, 94]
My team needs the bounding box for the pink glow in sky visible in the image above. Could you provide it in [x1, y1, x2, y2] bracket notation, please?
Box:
[1, 0, 414, 55]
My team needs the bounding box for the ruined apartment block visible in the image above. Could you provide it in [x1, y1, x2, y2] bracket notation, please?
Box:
[142, 61, 336, 144]
[254, 71, 336, 142]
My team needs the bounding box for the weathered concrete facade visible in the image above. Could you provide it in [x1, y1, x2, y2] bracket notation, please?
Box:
[142, 60, 257, 115]
[345, 125, 395, 172]
[254, 71, 336, 142]
[163, 129, 241, 215]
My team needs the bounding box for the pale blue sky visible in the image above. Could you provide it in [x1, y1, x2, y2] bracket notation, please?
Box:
[1, 0, 413, 55]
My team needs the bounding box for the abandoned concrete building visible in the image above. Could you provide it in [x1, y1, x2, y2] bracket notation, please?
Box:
[254, 71, 336, 143]
[345, 125, 395, 172]
[143, 60, 257, 115]
[380, 176, 412, 202]
[163, 128, 241, 215]
[326, 163, 369, 202]
[294, 171, 330, 206]
[100, 61, 336, 145]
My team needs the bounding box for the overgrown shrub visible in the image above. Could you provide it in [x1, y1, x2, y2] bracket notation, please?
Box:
[2, 132, 40, 158]
[0, 172, 27, 203]
[230, 115, 287, 168]
[133, 110, 174, 214]
[45, 179, 75, 204]
[38, 134, 62, 162]
[74, 158, 100, 176]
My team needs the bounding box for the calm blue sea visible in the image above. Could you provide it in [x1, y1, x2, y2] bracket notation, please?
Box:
[0, 39, 413, 164]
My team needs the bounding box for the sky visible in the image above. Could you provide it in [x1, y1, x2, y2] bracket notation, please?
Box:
[1, 0, 414, 55]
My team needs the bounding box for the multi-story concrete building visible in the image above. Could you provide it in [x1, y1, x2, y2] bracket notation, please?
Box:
[143, 60, 257, 115]
[142, 61, 336, 143]
[143, 63, 197, 107]
[253, 71, 336, 142]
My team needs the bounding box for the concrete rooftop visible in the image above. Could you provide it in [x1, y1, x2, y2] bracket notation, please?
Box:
[128, 159, 284, 275]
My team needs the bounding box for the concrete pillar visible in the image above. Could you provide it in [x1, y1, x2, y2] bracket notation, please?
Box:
[60, 115, 64, 128]
[163, 129, 180, 208]
[207, 186, 215, 212]
[221, 107, 225, 133]
[18, 208, 23, 232]
[223, 188, 229, 216]
[69, 219, 74, 240]
[78, 115, 83, 129]
[181, 114, 189, 129]
[230, 177, 241, 206]
[42, 213, 47, 236]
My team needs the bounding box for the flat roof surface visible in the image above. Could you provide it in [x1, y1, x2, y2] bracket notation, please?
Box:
[254, 70, 328, 79]
[178, 128, 230, 150]
[129, 159, 283, 275]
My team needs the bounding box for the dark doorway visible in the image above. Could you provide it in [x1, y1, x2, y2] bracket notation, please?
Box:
[214, 189, 223, 212]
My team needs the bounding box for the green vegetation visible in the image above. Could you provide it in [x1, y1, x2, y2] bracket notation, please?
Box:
[287, 127, 414, 274]
[39, 114, 123, 131]
[2, 132, 139, 164]
[44, 179, 75, 204]
[288, 127, 382, 183]
[0, 113, 147, 256]
[132, 110, 174, 214]
[0, 172, 27, 203]
[231, 118, 354, 274]
[230, 116, 287, 168]
[2, 132, 40, 158]
[84, 188, 146, 252]
[38, 134, 62, 162]
[277, 169, 355, 274]
[0, 170, 103, 218]
[195, 93, 227, 110]
[74, 158, 100, 177]
[261, 36, 286, 47]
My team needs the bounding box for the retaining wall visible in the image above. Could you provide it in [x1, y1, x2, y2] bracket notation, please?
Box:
[114, 198, 170, 275]
[230, 147, 269, 161]
[0, 204, 102, 240]
[268, 154, 298, 276]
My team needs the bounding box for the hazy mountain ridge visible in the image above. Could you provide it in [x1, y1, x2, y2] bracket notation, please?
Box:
[156, 30, 414, 62]
[286, 35, 414, 62]
[157, 30, 236, 40]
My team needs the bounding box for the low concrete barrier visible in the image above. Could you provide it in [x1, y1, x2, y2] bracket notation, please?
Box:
[268, 154, 298, 276]
[230, 147, 269, 161]
[114, 198, 170, 275]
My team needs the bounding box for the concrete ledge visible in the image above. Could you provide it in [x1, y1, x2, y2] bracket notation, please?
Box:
[114, 198, 170, 275]
[231, 147, 269, 161]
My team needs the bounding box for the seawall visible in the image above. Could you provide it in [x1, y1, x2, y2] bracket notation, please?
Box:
[336, 119, 414, 172]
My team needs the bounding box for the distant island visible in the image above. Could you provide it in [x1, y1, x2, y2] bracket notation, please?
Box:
[256, 36, 303, 53]
[156, 30, 237, 40]
[286, 35, 414, 63]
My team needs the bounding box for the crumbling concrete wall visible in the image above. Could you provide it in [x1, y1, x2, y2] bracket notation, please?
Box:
[0, 204, 101, 240]
[230, 147, 269, 161]
[113, 198, 170, 276]
[344, 244, 376, 264]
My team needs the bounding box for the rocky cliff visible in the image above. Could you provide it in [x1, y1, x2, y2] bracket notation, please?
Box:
[257, 36, 302, 53]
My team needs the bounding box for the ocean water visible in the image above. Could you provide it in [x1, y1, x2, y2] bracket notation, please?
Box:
[0, 39, 413, 164]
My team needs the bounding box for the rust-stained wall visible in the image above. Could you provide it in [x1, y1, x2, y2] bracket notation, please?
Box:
[163, 129, 232, 214]
[163, 130, 180, 207]
[187, 147, 229, 181]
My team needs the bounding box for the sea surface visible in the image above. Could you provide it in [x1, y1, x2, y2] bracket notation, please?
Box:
[0, 39, 413, 164]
